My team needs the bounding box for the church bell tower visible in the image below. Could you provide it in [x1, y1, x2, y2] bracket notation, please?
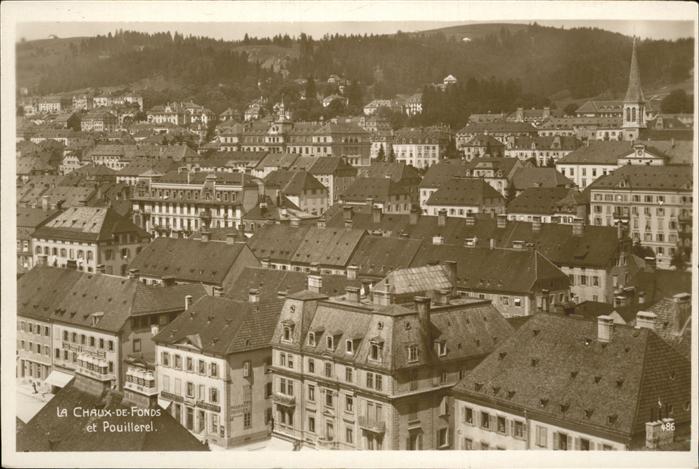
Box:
[622, 37, 646, 141]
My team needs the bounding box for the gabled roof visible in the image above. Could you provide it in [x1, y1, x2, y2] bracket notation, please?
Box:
[308, 156, 357, 176]
[226, 267, 361, 301]
[128, 237, 255, 284]
[341, 177, 412, 203]
[557, 141, 634, 165]
[511, 167, 575, 191]
[362, 162, 421, 183]
[265, 170, 326, 195]
[589, 164, 692, 192]
[154, 296, 284, 355]
[452, 314, 691, 443]
[419, 160, 471, 188]
[32, 206, 148, 242]
[426, 178, 504, 207]
[372, 264, 451, 296]
[290, 227, 365, 267]
[16, 376, 208, 451]
[457, 121, 538, 135]
[247, 224, 312, 262]
[507, 187, 583, 215]
[412, 246, 568, 295]
[347, 236, 423, 278]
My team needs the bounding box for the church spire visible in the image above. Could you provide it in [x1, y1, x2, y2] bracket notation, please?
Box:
[624, 37, 645, 103]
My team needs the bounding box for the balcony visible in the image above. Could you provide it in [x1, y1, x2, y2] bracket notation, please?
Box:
[358, 416, 386, 434]
[272, 392, 296, 407]
[316, 438, 340, 450]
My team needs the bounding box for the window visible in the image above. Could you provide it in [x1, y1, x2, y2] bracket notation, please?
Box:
[99, 338, 104, 349]
[198, 360, 205, 374]
[513, 421, 524, 438]
[440, 370, 447, 384]
[480, 411, 490, 429]
[186, 382, 194, 398]
[345, 395, 353, 412]
[324, 362, 332, 378]
[210, 387, 219, 403]
[308, 416, 316, 433]
[480, 441, 490, 450]
[243, 360, 251, 377]
[108, 340, 114, 351]
[463, 407, 473, 424]
[326, 335, 334, 350]
[579, 438, 590, 450]
[463, 438, 473, 450]
[132, 339, 141, 353]
[345, 367, 353, 383]
[375, 375, 383, 391]
[345, 339, 354, 354]
[437, 342, 447, 357]
[280, 353, 286, 367]
[346, 427, 353, 444]
[287, 355, 294, 369]
[243, 412, 251, 429]
[325, 390, 334, 407]
[536, 426, 547, 447]
[308, 385, 315, 401]
[370, 342, 380, 361]
[174, 355, 182, 369]
[407, 345, 419, 362]
[555, 432, 569, 450]
[186, 357, 193, 371]
[307, 332, 316, 346]
[514, 297, 522, 307]
[282, 326, 292, 342]
[497, 416, 507, 433]
[366, 373, 374, 389]
[438, 428, 448, 448]
[308, 358, 315, 373]
[210, 363, 218, 377]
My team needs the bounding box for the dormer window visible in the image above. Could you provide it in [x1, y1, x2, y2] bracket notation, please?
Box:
[407, 345, 419, 363]
[281, 322, 294, 343]
[436, 341, 447, 357]
[345, 339, 354, 354]
[326, 335, 334, 350]
[308, 332, 316, 346]
[369, 341, 382, 361]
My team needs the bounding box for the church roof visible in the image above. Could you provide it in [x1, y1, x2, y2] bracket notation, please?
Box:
[624, 38, 645, 103]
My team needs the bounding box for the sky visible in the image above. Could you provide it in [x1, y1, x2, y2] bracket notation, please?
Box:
[16, 20, 695, 43]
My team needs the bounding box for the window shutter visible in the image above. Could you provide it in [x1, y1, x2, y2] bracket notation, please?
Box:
[553, 432, 560, 450]
[507, 420, 512, 436]
[575, 437, 581, 450]
[567, 435, 573, 450]
[522, 421, 528, 439]
[490, 414, 496, 432]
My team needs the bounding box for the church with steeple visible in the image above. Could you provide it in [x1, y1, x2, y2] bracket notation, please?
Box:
[622, 37, 646, 141]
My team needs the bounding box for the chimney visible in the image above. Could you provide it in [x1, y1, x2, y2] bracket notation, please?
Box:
[441, 260, 457, 291]
[201, 230, 210, 242]
[345, 286, 360, 303]
[532, 219, 541, 232]
[249, 288, 260, 304]
[543, 107, 551, 119]
[96, 264, 105, 274]
[310, 262, 320, 274]
[415, 296, 432, 342]
[437, 288, 451, 305]
[597, 315, 614, 343]
[307, 274, 323, 293]
[41, 195, 49, 211]
[372, 205, 382, 224]
[671, 293, 691, 335]
[347, 265, 358, 280]
[373, 284, 393, 306]
[161, 275, 175, 287]
[636, 311, 657, 331]
[226, 234, 237, 244]
[432, 235, 445, 245]
[572, 219, 584, 237]
[184, 295, 193, 311]
[489, 238, 496, 250]
[437, 209, 447, 227]
[496, 214, 507, 229]
[343, 205, 354, 223]
[128, 268, 139, 279]
[409, 207, 420, 225]
[212, 286, 223, 297]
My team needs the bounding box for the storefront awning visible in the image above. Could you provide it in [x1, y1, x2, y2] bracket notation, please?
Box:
[44, 370, 74, 388]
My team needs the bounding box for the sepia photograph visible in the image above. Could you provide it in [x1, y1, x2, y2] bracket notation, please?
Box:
[1, 1, 697, 467]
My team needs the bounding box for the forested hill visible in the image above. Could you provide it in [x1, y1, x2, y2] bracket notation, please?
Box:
[17, 24, 693, 113]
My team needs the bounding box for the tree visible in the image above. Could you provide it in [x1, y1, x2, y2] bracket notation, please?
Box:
[545, 157, 555, 168]
[631, 242, 655, 260]
[388, 146, 396, 163]
[66, 113, 81, 131]
[305, 76, 317, 102]
[505, 184, 517, 203]
[660, 89, 693, 113]
[563, 102, 579, 116]
[376, 144, 386, 162]
[670, 247, 689, 271]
